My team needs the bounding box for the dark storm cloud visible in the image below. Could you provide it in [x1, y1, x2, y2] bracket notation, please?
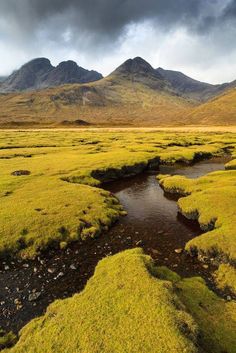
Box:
[1, 0, 235, 45]
[0, 0, 236, 82]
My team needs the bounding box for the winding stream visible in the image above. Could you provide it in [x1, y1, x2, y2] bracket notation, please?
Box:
[0, 156, 230, 334]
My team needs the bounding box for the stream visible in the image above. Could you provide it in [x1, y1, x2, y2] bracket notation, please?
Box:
[0, 156, 230, 334]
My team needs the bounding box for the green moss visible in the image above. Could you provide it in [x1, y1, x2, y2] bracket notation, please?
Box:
[0, 330, 16, 350]
[225, 158, 236, 170]
[0, 130, 235, 257]
[0, 178, 124, 259]
[176, 277, 236, 353]
[155, 266, 236, 353]
[3, 249, 199, 353]
[214, 264, 236, 296]
[159, 170, 236, 262]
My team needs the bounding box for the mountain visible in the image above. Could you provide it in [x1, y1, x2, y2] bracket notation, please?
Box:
[0, 57, 235, 127]
[156, 67, 236, 101]
[0, 57, 192, 127]
[0, 58, 103, 92]
[0, 76, 7, 82]
[111, 57, 171, 91]
[186, 88, 236, 125]
[41, 60, 102, 87]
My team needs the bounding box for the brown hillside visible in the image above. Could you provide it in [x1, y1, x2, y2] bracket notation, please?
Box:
[187, 88, 236, 125]
[0, 58, 193, 127]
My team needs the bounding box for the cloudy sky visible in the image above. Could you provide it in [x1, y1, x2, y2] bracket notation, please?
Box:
[0, 0, 236, 83]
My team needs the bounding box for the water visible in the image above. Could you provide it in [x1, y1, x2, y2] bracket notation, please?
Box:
[0, 157, 230, 333]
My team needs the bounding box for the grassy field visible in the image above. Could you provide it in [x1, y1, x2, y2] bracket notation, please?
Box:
[3, 249, 236, 353]
[0, 129, 236, 259]
[159, 170, 236, 262]
[1, 129, 236, 352]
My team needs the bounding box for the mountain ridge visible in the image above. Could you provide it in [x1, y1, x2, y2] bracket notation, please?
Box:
[0, 56, 235, 127]
[156, 67, 236, 101]
[0, 58, 103, 92]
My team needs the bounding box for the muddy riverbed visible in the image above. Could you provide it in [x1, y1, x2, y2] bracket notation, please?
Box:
[0, 156, 231, 334]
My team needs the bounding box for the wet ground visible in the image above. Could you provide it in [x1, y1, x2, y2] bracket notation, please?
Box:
[0, 156, 231, 334]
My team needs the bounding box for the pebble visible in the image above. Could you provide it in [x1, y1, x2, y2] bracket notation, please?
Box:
[23, 264, 29, 268]
[174, 248, 183, 254]
[151, 249, 160, 255]
[69, 264, 77, 270]
[4, 265, 10, 271]
[227, 296, 232, 301]
[202, 264, 209, 269]
[136, 240, 143, 246]
[54, 272, 64, 280]
[28, 292, 41, 302]
[14, 298, 21, 305]
[48, 268, 56, 274]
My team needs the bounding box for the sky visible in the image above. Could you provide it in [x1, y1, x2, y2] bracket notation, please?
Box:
[0, 0, 236, 84]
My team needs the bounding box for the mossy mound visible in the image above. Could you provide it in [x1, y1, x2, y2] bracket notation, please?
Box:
[214, 264, 236, 296]
[0, 177, 124, 258]
[225, 158, 236, 170]
[3, 249, 199, 353]
[159, 170, 236, 262]
[0, 330, 16, 350]
[0, 130, 235, 257]
[157, 266, 236, 353]
[177, 277, 236, 353]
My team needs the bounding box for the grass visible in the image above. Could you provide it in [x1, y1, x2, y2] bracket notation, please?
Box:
[156, 266, 236, 353]
[176, 277, 236, 353]
[158, 170, 236, 263]
[0, 177, 125, 258]
[214, 264, 236, 296]
[0, 330, 16, 350]
[2, 249, 199, 353]
[0, 130, 236, 258]
[3, 249, 236, 353]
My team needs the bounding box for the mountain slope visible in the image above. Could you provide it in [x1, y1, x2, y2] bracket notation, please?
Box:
[0, 58, 103, 92]
[0, 57, 235, 127]
[187, 88, 236, 125]
[0, 57, 192, 127]
[156, 68, 236, 102]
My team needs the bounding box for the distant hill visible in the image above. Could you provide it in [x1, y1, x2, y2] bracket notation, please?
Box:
[156, 68, 236, 102]
[186, 88, 236, 125]
[0, 58, 103, 92]
[0, 57, 235, 127]
[0, 57, 192, 127]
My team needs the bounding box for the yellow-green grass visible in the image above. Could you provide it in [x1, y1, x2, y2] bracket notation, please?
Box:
[0, 330, 16, 350]
[2, 249, 199, 353]
[0, 130, 235, 258]
[158, 170, 236, 262]
[4, 249, 236, 353]
[0, 177, 125, 258]
[225, 159, 236, 169]
[156, 266, 236, 353]
[214, 264, 236, 296]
